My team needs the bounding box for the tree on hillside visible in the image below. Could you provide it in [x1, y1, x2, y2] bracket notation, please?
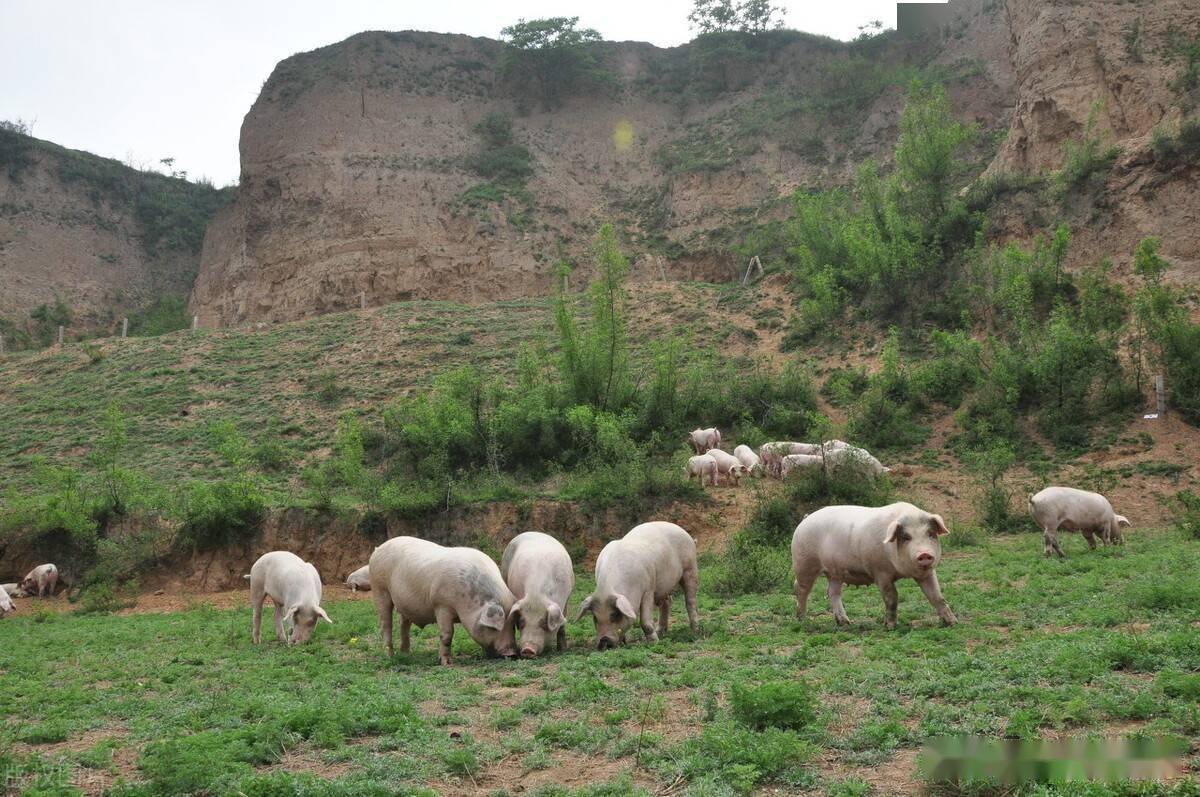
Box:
[688, 0, 783, 34]
[499, 17, 608, 110]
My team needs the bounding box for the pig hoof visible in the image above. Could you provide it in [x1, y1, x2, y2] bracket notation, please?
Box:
[645, 632, 659, 644]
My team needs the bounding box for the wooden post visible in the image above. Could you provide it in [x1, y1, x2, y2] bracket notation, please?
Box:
[1155, 375, 1166, 415]
[0, 333, 5, 356]
[741, 255, 764, 286]
[121, 317, 128, 338]
[192, 315, 199, 332]
[359, 292, 366, 310]
[57, 325, 64, 346]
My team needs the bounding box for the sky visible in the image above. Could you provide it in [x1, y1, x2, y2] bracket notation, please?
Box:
[0, 1, 921, 186]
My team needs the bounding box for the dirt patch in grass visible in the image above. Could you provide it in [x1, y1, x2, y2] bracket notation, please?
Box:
[436, 751, 652, 796]
[266, 746, 355, 780]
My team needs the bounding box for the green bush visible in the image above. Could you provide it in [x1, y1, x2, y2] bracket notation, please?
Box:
[667, 721, 816, 793]
[730, 682, 818, 732]
[128, 295, 190, 336]
[1152, 117, 1200, 167]
[177, 476, 265, 551]
[706, 533, 792, 597]
[821, 367, 870, 407]
[139, 725, 292, 794]
[1174, 490, 1200, 540]
[1053, 104, 1119, 197]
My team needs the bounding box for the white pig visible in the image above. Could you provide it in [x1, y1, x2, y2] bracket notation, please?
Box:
[1, 583, 25, 598]
[822, 439, 850, 452]
[706, 448, 747, 485]
[825, 446, 890, 478]
[577, 521, 699, 649]
[686, 454, 719, 488]
[0, 588, 14, 617]
[733, 445, 763, 476]
[370, 537, 517, 664]
[781, 453, 824, 478]
[501, 531, 574, 658]
[1029, 486, 1132, 558]
[248, 551, 332, 645]
[345, 565, 371, 592]
[688, 428, 721, 454]
[20, 564, 58, 597]
[792, 502, 956, 629]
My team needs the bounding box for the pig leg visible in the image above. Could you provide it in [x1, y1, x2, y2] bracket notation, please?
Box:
[1042, 526, 1065, 558]
[373, 589, 394, 656]
[557, 625, 567, 651]
[640, 593, 658, 643]
[658, 595, 671, 635]
[877, 578, 899, 630]
[273, 601, 286, 643]
[435, 607, 456, 665]
[682, 568, 699, 633]
[1082, 530, 1097, 550]
[827, 579, 850, 626]
[251, 587, 266, 644]
[917, 574, 957, 626]
[400, 617, 412, 653]
[793, 562, 820, 620]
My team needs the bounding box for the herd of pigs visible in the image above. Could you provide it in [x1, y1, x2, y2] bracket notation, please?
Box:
[684, 427, 891, 486]
[1, 429, 1134, 666]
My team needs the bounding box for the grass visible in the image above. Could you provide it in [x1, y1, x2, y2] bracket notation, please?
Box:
[1, 528, 1197, 795]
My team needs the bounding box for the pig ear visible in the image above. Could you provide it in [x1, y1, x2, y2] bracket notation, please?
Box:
[613, 594, 637, 620]
[931, 515, 950, 537]
[478, 602, 505, 631]
[508, 598, 524, 621]
[316, 607, 333, 624]
[883, 520, 904, 544]
[1116, 515, 1132, 528]
[575, 595, 594, 622]
[546, 602, 566, 633]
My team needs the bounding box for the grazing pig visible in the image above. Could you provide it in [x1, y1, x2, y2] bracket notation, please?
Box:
[577, 521, 699, 649]
[733, 445, 763, 476]
[686, 454, 719, 488]
[20, 564, 58, 597]
[1028, 487, 1132, 558]
[248, 551, 332, 645]
[0, 587, 13, 617]
[501, 532, 574, 658]
[345, 565, 371, 592]
[688, 427, 722, 454]
[822, 439, 850, 452]
[824, 446, 890, 478]
[705, 448, 747, 485]
[792, 502, 956, 629]
[1, 583, 24, 598]
[781, 453, 824, 478]
[370, 537, 517, 664]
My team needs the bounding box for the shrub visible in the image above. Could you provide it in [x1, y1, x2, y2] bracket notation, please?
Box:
[498, 17, 610, 110]
[964, 443, 1021, 534]
[1174, 490, 1200, 540]
[127, 295, 190, 336]
[1053, 104, 1119, 197]
[139, 725, 292, 794]
[730, 682, 818, 732]
[821, 367, 870, 407]
[706, 533, 792, 597]
[668, 722, 816, 793]
[177, 476, 265, 551]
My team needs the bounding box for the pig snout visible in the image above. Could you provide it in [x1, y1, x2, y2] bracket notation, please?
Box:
[520, 645, 539, 658]
[916, 552, 935, 566]
[597, 636, 618, 651]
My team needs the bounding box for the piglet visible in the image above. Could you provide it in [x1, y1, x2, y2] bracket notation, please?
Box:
[501, 532, 574, 657]
[248, 551, 332, 645]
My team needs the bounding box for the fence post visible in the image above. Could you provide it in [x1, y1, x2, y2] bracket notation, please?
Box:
[57, 325, 64, 346]
[1155, 375, 1166, 415]
[121, 317, 128, 339]
[0, 333, 5, 356]
[359, 292, 366, 310]
[192, 315, 199, 332]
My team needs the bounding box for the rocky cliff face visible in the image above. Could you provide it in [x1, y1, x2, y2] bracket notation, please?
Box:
[191, 0, 1199, 327]
[0, 133, 229, 337]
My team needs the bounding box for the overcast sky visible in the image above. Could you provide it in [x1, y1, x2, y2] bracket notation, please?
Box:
[0, 1, 922, 186]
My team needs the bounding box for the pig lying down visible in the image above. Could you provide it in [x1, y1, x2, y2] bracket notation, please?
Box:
[20, 563, 58, 597]
[1029, 486, 1131, 558]
[370, 537, 517, 664]
[578, 521, 699, 649]
[345, 565, 371, 591]
[0, 587, 14, 617]
[501, 531, 574, 657]
[792, 502, 956, 629]
[248, 551, 332, 645]
[1, 583, 25, 598]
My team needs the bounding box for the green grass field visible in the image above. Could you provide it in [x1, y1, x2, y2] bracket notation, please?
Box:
[2, 528, 1198, 796]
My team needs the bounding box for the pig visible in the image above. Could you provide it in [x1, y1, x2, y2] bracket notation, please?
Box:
[705, 448, 747, 485]
[1028, 486, 1132, 558]
[823, 439, 850, 452]
[20, 564, 58, 597]
[760, 442, 821, 476]
[733, 444, 763, 476]
[369, 537, 517, 664]
[0, 587, 13, 617]
[824, 446, 890, 478]
[500, 531, 574, 658]
[345, 565, 371, 592]
[686, 454, 719, 488]
[688, 427, 722, 454]
[248, 551, 332, 645]
[792, 502, 956, 630]
[1, 583, 25, 598]
[781, 453, 824, 478]
[577, 521, 699, 649]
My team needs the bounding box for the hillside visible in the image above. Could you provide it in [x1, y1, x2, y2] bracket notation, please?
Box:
[190, 0, 1200, 327]
[0, 126, 231, 343]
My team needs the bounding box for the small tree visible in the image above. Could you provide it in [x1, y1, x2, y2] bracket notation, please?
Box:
[688, 0, 783, 34]
[499, 17, 605, 109]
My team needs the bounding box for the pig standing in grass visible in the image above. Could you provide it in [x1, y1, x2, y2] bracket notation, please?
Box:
[369, 537, 517, 664]
[706, 448, 747, 485]
[1029, 486, 1132, 558]
[686, 454, 719, 488]
[345, 565, 371, 592]
[248, 551, 332, 645]
[733, 445, 763, 477]
[781, 453, 824, 479]
[501, 532, 574, 657]
[577, 521, 699, 649]
[792, 502, 956, 629]
[688, 428, 721, 454]
[20, 564, 58, 597]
